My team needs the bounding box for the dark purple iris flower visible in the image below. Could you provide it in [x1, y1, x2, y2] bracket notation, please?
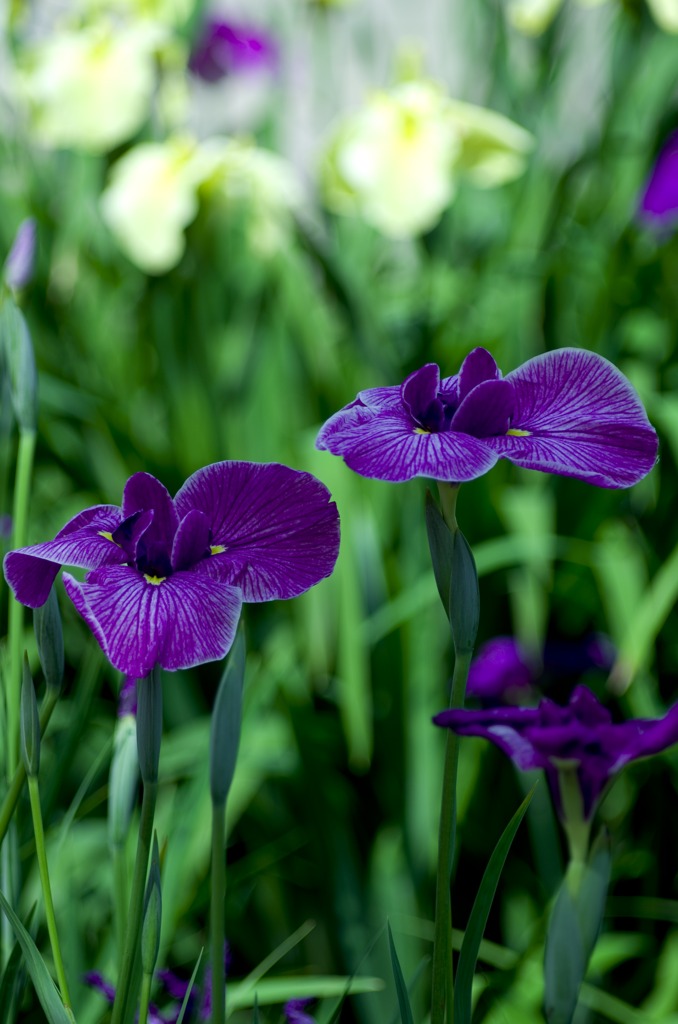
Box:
[188, 17, 278, 83]
[316, 348, 658, 487]
[434, 686, 678, 820]
[4, 462, 339, 678]
[285, 998, 318, 1023]
[467, 634, 615, 705]
[638, 129, 678, 232]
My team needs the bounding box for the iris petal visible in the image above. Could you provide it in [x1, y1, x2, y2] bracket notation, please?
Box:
[451, 378, 515, 437]
[457, 346, 501, 401]
[3, 505, 125, 607]
[63, 565, 242, 677]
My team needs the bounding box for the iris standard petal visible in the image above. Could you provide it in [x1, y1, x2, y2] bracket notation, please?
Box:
[172, 509, 211, 571]
[450, 378, 515, 437]
[3, 505, 125, 607]
[484, 348, 658, 487]
[401, 363, 441, 422]
[174, 462, 340, 602]
[122, 472, 179, 548]
[457, 346, 501, 400]
[63, 566, 242, 677]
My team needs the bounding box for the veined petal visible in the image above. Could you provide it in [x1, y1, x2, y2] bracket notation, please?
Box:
[355, 384, 404, 412]
[174, 461, 340, 601]
[401, 363, 440, 421]
[122, 472, 179, 542]
[484, 348, 658, 487]
[457, 347, 501, 400]
[172, 509, 210, 571]
[63, 566, 242, 677]
[318, 404, 499, 482]
[3, 505, 124, 607]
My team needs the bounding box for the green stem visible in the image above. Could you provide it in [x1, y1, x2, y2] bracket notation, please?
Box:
[112, 779, 158, 1024]
[211, 800, 226, 1024]
[113, 844, 128, 971]
[431, 650, 472, 1024]
[0, 688, 59, 848]
[7, 428, 37, 776]
[27, 775, 71, 1009]
[138, 972, 153, 1024]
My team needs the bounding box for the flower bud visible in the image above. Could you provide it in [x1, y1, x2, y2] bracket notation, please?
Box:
[0, 298, 38, 432]
[3, 219, 36, 292]
[210, 629, 245, 807]
[33, 587, 64, 694]
[136, 666, 162, 785]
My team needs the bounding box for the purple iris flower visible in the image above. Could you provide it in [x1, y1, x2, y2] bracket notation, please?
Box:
[188, 17, 278, 83]
[638, 129, 678, 232]
[434, 685, 678, 820]
[285, 998, 318, 1023]
[467, 634, 615, 705]
[316, 347, 658, 488]
[4, 462, 339, 678]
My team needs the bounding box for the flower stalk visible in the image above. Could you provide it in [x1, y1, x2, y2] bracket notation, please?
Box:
[211, 800, 227, 1024]
[112, 666, 162, 1024]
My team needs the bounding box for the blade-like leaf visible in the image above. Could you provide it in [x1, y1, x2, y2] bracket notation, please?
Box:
[449, 530, 480, 657]
[454, 785, 536, 1024]
[387, 923, 415, 1024]
[0, 904, 36, 1022]
[0, 890, 72, 1024]
[425, 491, 454, 619]
[175, 947, 204, 1024]
[210, 628, 246, 805]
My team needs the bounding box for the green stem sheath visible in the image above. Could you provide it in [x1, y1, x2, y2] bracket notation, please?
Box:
[113, 844, 129, 971]
[430, 650, 472, 1024]
[27, 775, 71, 1009]
[7, 428, 37, 777]
[211, 800, 227, 1024]
[112, 779, 158, 1024]
[138, 972, 153, 1024]
[0, 688, 59, 848]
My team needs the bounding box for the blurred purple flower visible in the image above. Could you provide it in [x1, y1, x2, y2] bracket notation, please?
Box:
[3, 218, 36, 291]
[189, 17, 278, 83]
[285, 998, 318, 1024]
[435, 685, 678, 820]
[0, 514, 12, 540]
[4, 462, 339, 678]
[467, 634, 615, 705]
[638, 130, 678, 232]
[316, 348, 658, 488]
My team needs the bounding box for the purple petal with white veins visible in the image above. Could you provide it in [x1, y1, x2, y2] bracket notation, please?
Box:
[63, 566, 242, 677]
[451, 379, 515, 437]
[484, 348, 658, 487]
[638, 130, 678, 228]
[317, 403, 498, 483]
[174, 462, 340, 602]
[4, 505, 125, 607]
[401, 363, 440, 422]
[172, 509, 211, 571]
[458, 347, 501, 400]
[356, 384, 407, 412]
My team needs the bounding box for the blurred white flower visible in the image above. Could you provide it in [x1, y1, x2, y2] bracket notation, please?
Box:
[20, 22, 162, 152]
[645, 0, 678, 31]
[101, 135, 303, 272]
[507, 0, 678, 35]
[100, 138, 209, 273]
[321, 79, 532, 238]
[202, 138, 304, 255]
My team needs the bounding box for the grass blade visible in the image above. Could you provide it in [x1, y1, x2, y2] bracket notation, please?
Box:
[388, 923, 415, 1024]
[0, 890, 72, 1024]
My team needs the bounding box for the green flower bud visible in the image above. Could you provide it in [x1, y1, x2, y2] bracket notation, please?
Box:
[33, 587, 64, 694]
[20, 657, 40, 777]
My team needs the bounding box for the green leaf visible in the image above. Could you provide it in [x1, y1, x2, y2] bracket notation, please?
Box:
[175, 948, 203, 1024]
[227, 975, 384, 1011]
[454, 785, 536, 1024]
[0, 890, 72, 1024]
[210, 628, 246, 805]
[0, 904, 36, 1022]
[387, 923, 415, 1024]
[425, 491, 454, 618]
[449, 530, 480, 657]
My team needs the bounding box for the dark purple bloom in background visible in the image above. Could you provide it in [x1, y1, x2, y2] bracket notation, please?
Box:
[638, 129, 678, 231]
[285, 998, 318, 1024]
[316, 347, 658, 488]
[467, 634, 615, 705]
[3, 217, 36, 290]
[117, 675, 138, 717]
[189, 17, 278, 82]
[4, 462, 339, 678]
[435, 685, 678, 820]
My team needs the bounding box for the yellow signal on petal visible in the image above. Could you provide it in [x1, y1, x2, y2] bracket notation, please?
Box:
[210, 544, 226, 555]
[98, 530, 119, 544]
[414, 427, 431, 435]
[144, 575, 166, 585]
[506, 428, 531, 437]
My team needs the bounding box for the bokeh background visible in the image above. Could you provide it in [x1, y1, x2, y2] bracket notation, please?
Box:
[2, 0, 678, 1020]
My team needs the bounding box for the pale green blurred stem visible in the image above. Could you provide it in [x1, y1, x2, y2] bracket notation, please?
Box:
[0, 688, 59, 847]
[7, 428, 36, 776]
[112, 779, 158, 1024]
[113, 844, 129, 971]
[558, 767, 592, 874]
[138, 972, 153, 1024]
[27, 775, 72, 1010]
[211, 800, 227, 1024]
[431, 481, 464, 1024]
